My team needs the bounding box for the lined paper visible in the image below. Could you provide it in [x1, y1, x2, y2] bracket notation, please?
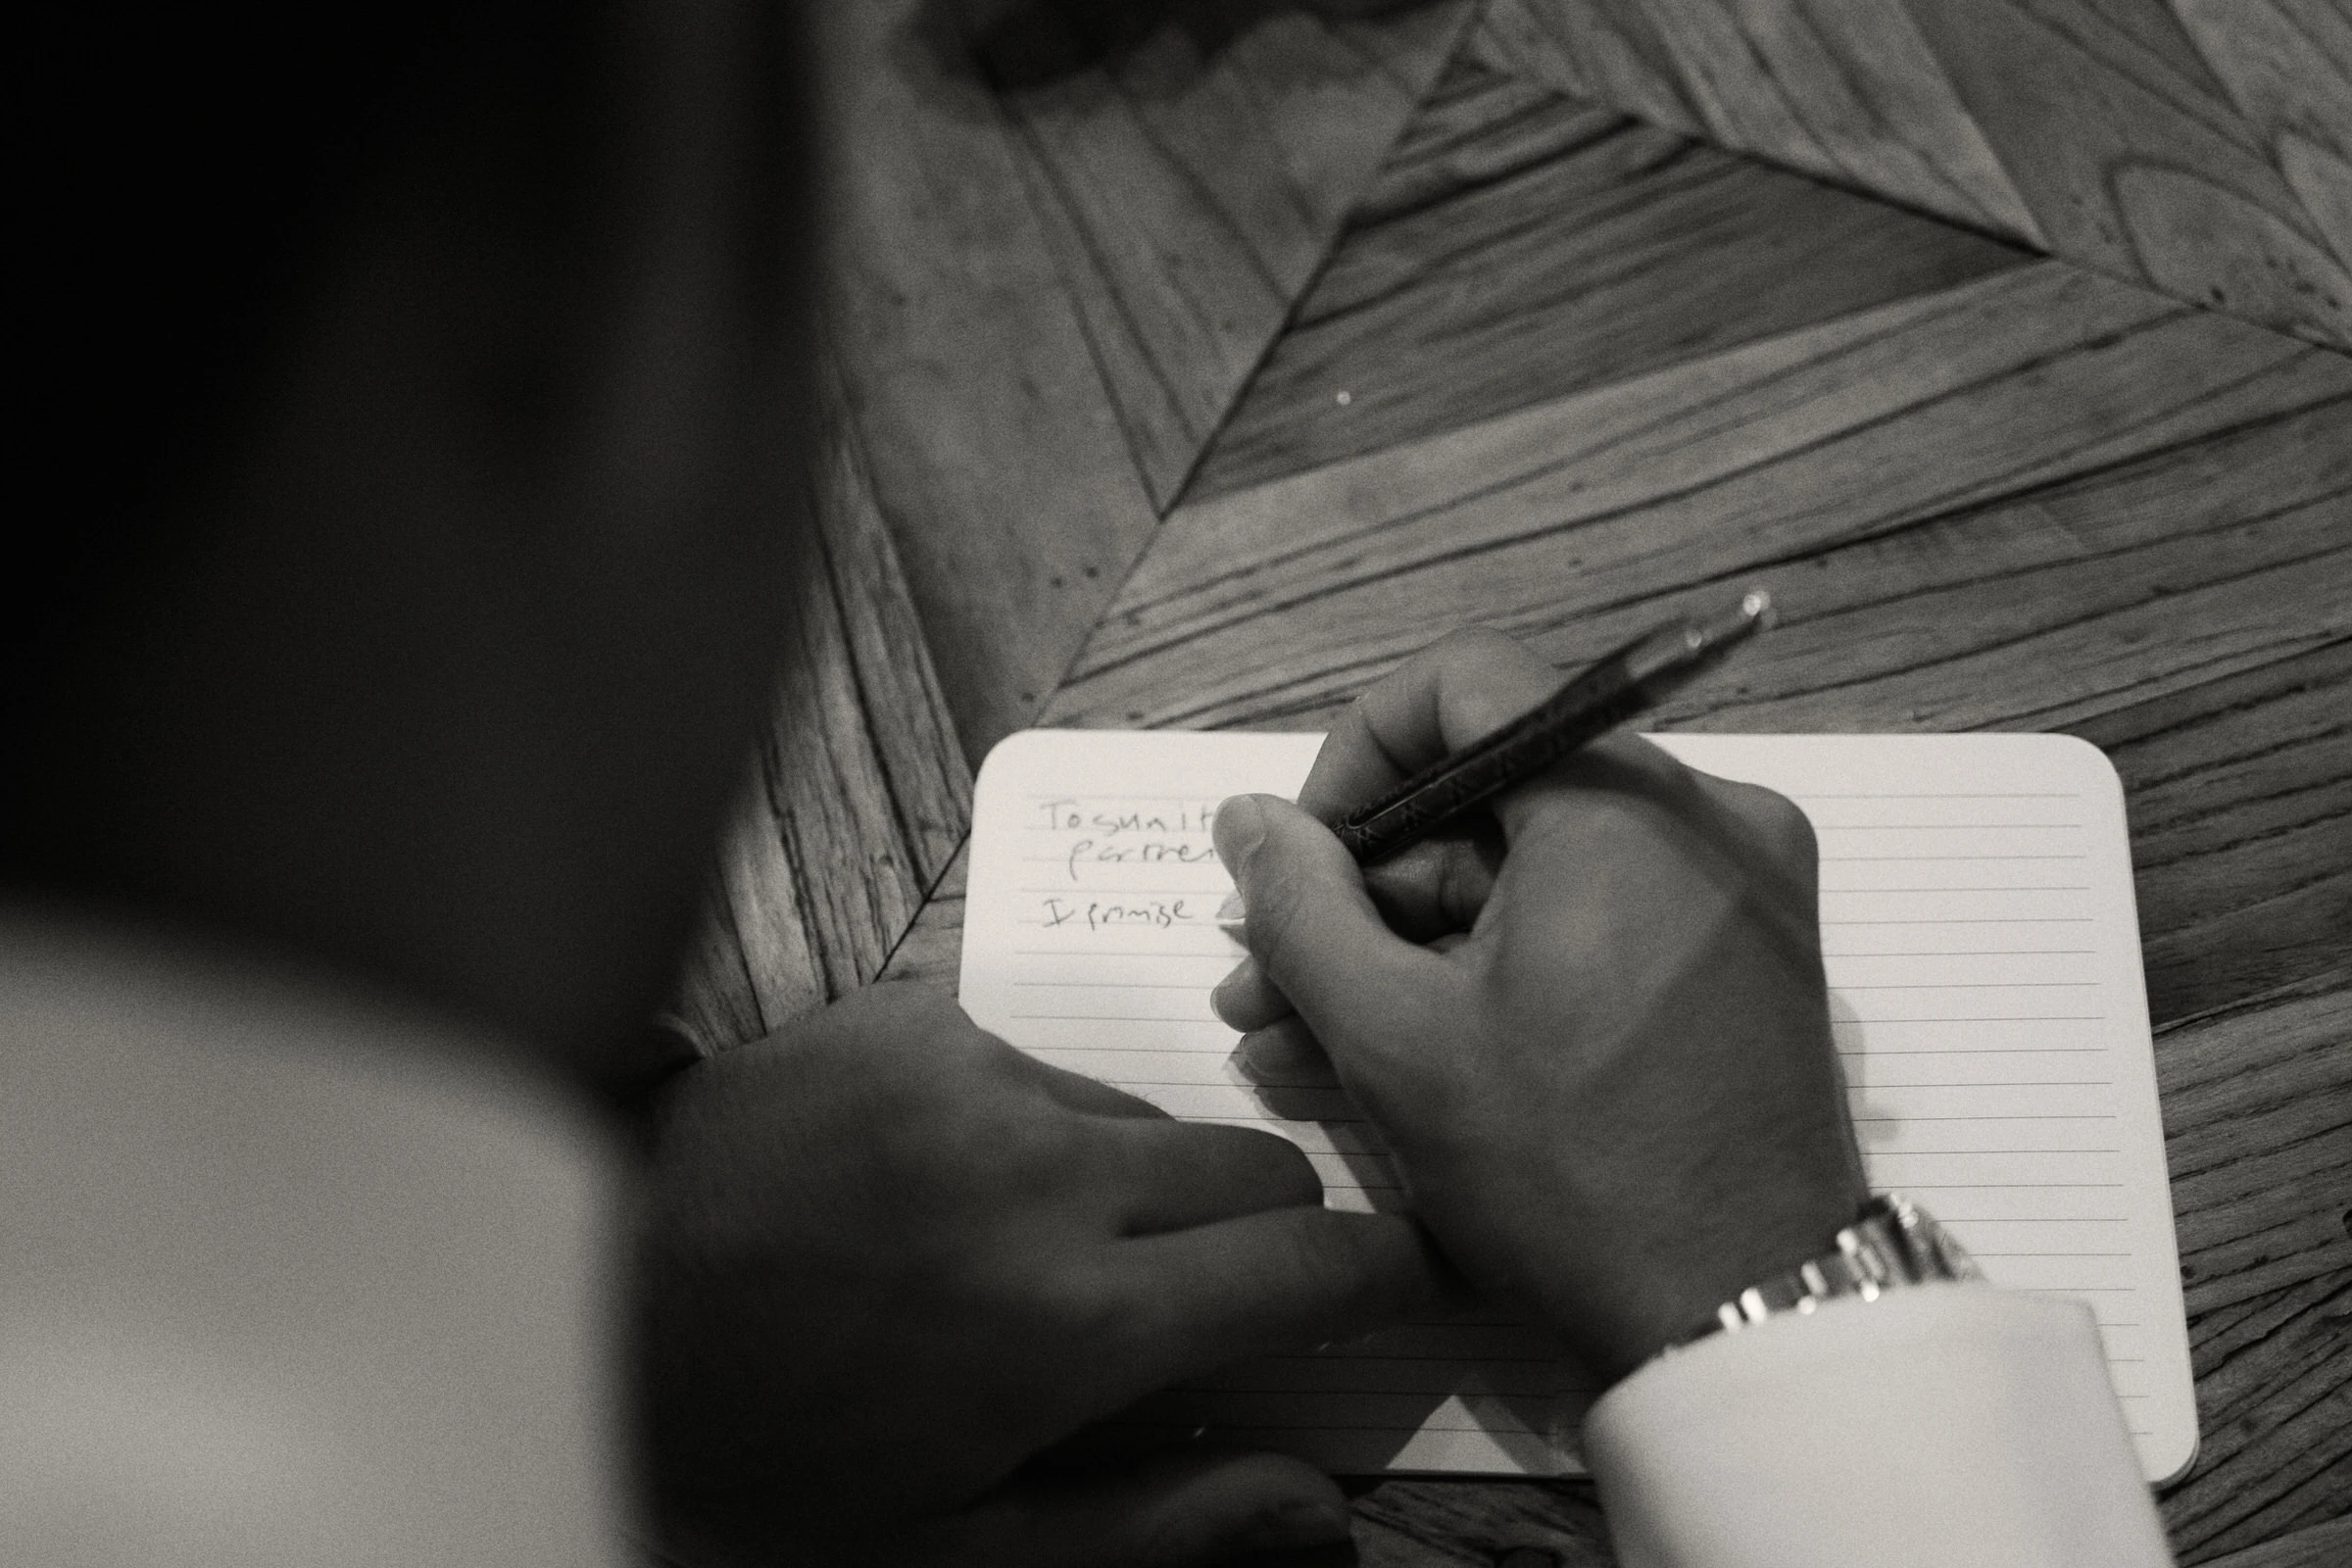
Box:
[959, 729, 2196, 1483]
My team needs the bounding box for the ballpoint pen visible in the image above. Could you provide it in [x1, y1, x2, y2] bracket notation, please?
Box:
[1218, 589, 1775, 932]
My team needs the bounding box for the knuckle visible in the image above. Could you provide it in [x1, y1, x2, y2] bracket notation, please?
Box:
[1690, 774, 1817, 871]
[1428, 624, 1520, 663]
[1746, 784, 1819, 866]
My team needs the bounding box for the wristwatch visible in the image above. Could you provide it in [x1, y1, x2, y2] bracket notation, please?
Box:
[1667, 1193, 1984, 1351]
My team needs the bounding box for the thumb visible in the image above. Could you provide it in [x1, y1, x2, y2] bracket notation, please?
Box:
[1215, 794, 1443, 1045]
[924, 1449, 1356, 1568]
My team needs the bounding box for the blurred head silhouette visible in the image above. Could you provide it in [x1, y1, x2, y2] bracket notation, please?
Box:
[12, 3, 818, 1090]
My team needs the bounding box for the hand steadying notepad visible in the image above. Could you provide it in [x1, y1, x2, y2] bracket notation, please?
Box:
[958, 728, 2196, 1484]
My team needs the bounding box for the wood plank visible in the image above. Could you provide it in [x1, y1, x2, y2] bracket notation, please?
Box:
[2166, 1254, 2352, 1556]
[875, 839, 968, 993]
[1473, 0, 1698, 141]
[1900, 0, 2352, 348]
[1472, 0, 2352, 349]
[2170, 0, 2352, 279]
[2075, 642, 2352, 1025]
[814, 0, 1165, 760]
[2157, 973, 2352, 1317]
[1190, 50, 2032, 500]
[670, 360, 974, 1051]
[2194, 1513, 2352, 1568]
[1352, 1478, 1611, 1566]
[992, 0, 1475, 510]
[2164, 1269, 2352, 1560]
[1051, 264, 2351, 736]
[1476, 0, 2045, 240]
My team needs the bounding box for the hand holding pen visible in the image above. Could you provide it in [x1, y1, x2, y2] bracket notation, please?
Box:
[1218, 590, 1774, 935]
[1204, 617, 1865, 1384]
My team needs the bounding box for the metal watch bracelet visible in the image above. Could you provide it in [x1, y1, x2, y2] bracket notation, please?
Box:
[1666, 1193, 1984, 1353]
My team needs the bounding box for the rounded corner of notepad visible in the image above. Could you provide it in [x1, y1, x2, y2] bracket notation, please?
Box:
[2040, 733, 2129, 799]
[2146, 1427, 2199, 1490]
[973, 728, 1052, 789]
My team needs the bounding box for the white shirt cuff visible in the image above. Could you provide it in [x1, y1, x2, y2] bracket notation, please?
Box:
[1583, 1283, 2172, 1568]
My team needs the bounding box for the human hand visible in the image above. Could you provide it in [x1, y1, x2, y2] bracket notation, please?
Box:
[1209, 628, 1864, 1384]
[634, 981, 1438, 1566]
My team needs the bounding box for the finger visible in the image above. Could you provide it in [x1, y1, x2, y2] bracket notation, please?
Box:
[928, 1449, 1353, 1568]
[1231, 1015, 1337, 1087]
[1210, 956, 1295, 1033]
[1233, 1013, 1349, 1124]
[1107, 1118, 1323, 1234]
[1235, 1020, 1352, 1123]
[1297, 627, 1560, 819]
[1356, 827, 1503, 941]
[995, 1042, 1173, 1119]
[1214, 794, 1448, 1047]
[1109, 1206, 1442, 1391]
[1707, 773, 1823, 898]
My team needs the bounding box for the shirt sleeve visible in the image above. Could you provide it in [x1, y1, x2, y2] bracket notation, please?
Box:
[1581, 1283, 2173, 1568]
[0, 912, 628, 1568]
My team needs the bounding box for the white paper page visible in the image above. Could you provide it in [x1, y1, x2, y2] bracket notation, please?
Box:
[960, 729, 2196, 1482]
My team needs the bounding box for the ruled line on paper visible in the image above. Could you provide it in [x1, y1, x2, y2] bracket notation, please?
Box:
[1014, 980, 1220, 988]
[1012, 949, 1237, 957]
[1819, 853, 2091, 861]
[1825, 917, 2095, 924]
[1787, 792, 2082, 799]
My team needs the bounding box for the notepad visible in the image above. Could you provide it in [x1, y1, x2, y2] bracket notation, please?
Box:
[959, 729, 2197, 1484]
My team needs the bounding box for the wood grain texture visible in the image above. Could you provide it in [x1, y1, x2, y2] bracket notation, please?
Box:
[994, 0, 1475, 510]
[1473, 0, 2352, 349]
[669, 359, 974, 1052]
[1190, 49, 2033, 500]
[2200, 1514, 2352, 1568]
[1901, 0, 2352, 347]
[2152, 972, 2352, 1558]
[815, 0, 1166, 761]
[2170, 0, 2352, 277]
[1351, 1479, 1613, 1565]
[2073, 641, 2352, 1031]
[875, 839, 969, 991]
[1475, 0, 2047, 238]
[1051, 263, 2352, 737]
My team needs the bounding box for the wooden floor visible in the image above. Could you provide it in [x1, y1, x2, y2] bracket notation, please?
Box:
[674, 4, 2351, 1561]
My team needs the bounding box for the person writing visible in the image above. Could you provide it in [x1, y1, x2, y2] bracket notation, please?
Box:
[5, 4, 2171, 1564]
[1205, 628, 2173, 1567]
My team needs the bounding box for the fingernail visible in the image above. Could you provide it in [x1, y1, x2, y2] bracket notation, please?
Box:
[1238, 1027, 1321, 1076]
[1228, 1497, 1352, 1553]
[1214, 795, 1266, 871]
[1208, 964, 1248, 1024]
[1216, 890, 1248, 927]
